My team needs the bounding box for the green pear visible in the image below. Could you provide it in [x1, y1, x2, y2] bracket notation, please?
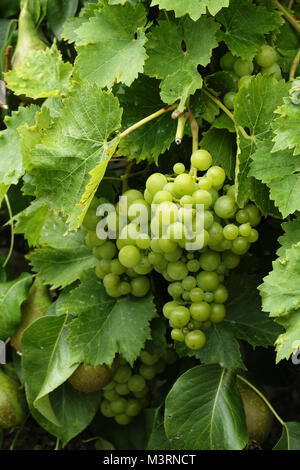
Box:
[238, 380, 273, 444]
[68, 363, 113, 393]
[12, 0, 47, 70]
[0, 368, 26, 429]
[11, 278, 51, 353]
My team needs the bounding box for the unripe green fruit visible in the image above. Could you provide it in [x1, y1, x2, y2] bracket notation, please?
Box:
[0, 369, 26, 429]
[68, 363, 113, 393]
[237, 380, 273, 444]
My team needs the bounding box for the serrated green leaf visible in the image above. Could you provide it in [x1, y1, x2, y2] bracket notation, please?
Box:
[145, 17, 219, 110]
[200, 127, 236, 179]
[274, 310, 300, 362]
[216, 0, 282, 60]
[259, 243, 300, 317]
[176, 323, 245, 370]
[164, 365, 248, 450]
[277, 217, 300, 257]
[66, 270, 157, 366]
[27, 81, 122, 230]
[274, 422, 300, 450]
[272, 93, 300, 156]
[62, 2, 100, 43]
[14, 201, 50, 247]
[5, 44, 73, 99]
[144, 318, 167, 357]
[205, 71, 237, 95]
[117, 75, 177, 164]
[151, 0, 229, 20]
[0, 273, 32, 341]
[74, 2, 147, 88]
[21, 313, 79, 424]
[47, 0, 79, 39]
[145, 408, 171, 450]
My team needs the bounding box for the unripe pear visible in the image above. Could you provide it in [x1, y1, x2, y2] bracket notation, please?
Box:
[0, 369, 26, 429]
[68, 363, 113, 393]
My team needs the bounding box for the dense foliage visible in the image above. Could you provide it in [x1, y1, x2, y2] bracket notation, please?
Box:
[0, 0, 300, 451]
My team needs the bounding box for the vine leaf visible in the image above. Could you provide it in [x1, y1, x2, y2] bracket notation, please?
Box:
[27, 80, 122, 230]
[277, 217, 300, 258]
[0, 273, 32, 341]
[164, 365, 248, 450]
[144, 17, 219, 111]
[62, 2, 100, 44]
[151, 0, 229, 21]
[216, 0, 282, 60]
[74, 2, 148, 88]
[66, 270, 157, 367]
[274, 422, 300, 450]
[5, 44, 73, 99]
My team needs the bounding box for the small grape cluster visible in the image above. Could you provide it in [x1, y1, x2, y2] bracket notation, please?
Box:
[99, 349, 177, 425]
[220, 44, 281, 110]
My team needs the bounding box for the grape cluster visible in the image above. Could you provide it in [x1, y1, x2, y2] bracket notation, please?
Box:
[220, 44, 281, 110]
[99, 349, 177, 425]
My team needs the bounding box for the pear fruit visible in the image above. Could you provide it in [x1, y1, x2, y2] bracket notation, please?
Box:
[68, 363, 113, 393]
[0, 368, 26, 429]
[12, 0, 47, 70]
[237, 380, 273, 444]
[11, 278, 51, 353]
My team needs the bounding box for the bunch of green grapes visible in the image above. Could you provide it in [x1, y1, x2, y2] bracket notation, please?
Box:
[144, 149, 261, 351]
[100, 349, 177, 425]
[220, 44, 281, 110]
[82, 191, 153, 298]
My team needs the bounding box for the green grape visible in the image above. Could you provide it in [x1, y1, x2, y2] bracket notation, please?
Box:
[216, 263, 227, 275]
[239, 223, 252, 237]
[233, 58, 254, 77]
[82, 208, 99, 231]
[103, 380, 116, 391]
[171, 328, 185, 342]
[133, 386, 148, 399]
[255, 45, 277, 67]
[122, 189, 144, 204]
[173, 163, 185, 175]
[163, 301, 179, 319]
[204, 211, 214, 229]
[193, 189, 213, 209]
[148, 251, 163, 265]
[146, 173, 168, 195]
[163, 182, 180, 198]
[204, 291, 214, 303]
[103, 273, 120, 289]
[167, 261, 189, 281]
[214, 196, 237, 219]
[159, 238, 178, 254]
[136, 235, 151, 250]
[156, 201, 178, 225]
[118, 281, 132, 296]
[199, 250, 221, 271]
[119, 245, 141, 268]
[174, 173, 195, 196]
[139, 364, 156, 380]
[191, 149, 213, 171]
[247, 228, 259, 243]
[126, 398, 142, 417]
[210, 303, 226, 323]
[208, 187, 219, 204]
[206, 166, 226, 187]
[190, 302, 211, 322]
[220, 51, 236, 70]
[144, 188, 153, 204]
[226, 185, 236, 199]
[140, 350, 159, 365]
[95, 264, 106, 280]
[182, 276, 197, 291]
[96, 241, 117, 260]
[167, 222, 185, 241]
[198, 177, 212, 190]
[223, 224, 239, 241]
[187, 259, 200, 273]
[169, 306, 190, 328]
[168, 282, 184, 299]
[236, 209, 249, 224]
[134, 256, 153, 275]
[202, 321, 212, 330]
[153, 190, 173, 204]
[100, 400, 115, 418]
[208, 222, 224, 246]
[86, 231, 105, 249]
[185, 330, 206, 349]
[213, 285, 228, 303]
[261, 62, 282, 80]
[114, 365, 132, 383]
[182, 290, 190, 301]
[110, 397, 128, 415]
[111, 259, 126, 275]
[105, 286, 120, 298]
[155, 359, 166, 374]
[130, 276, 150, 297]
[223, 91, 236, 110]
[238, 75, 252, 89]
[190, 287, 204, 303]
[115, 383, 130, 396]
[245, 204, 261, 226]
[164, 247, 183, 262]
[115, 414, 132, 425]
[197, 271, 219, 291]
[103, 389, 119, 401]
[128, 375, 146, 393]
[232, 236, 250, 255]
[222, 251, 240, 269]
[180, 195, 194, 206]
